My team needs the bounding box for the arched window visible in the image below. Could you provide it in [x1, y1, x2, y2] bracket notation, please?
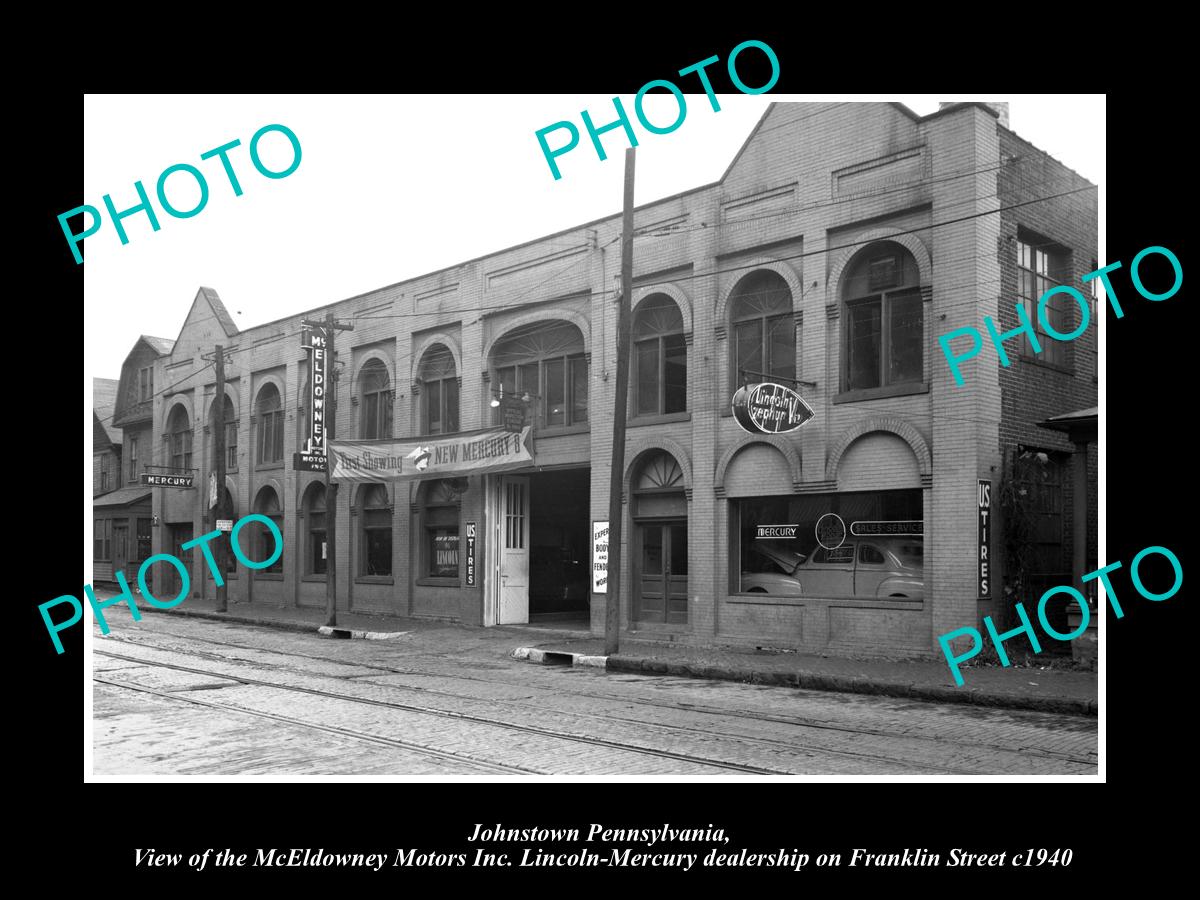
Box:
[419, 344, 459, 435]
[633, 296, 686, 416]
[222, 395, 238, 470]
[491, 321, 587, 428]
[842, 241, 923, 391]
[422, 478, 463, 580]
[256, 384, 284, 465]
[358, 483, 392, 577]
[167, 405, 193, 471]
[359, 359, 393, 440]
[252, 485, 283, 575]
[730, 271, 795, 385]
[303, 482, 327, 576]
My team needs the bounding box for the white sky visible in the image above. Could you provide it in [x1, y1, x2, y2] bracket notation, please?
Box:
[83, 94, 1104, 379]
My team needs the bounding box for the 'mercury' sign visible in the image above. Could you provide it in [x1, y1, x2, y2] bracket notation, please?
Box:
[329, 426, 534, 483]
[732, 382, 814, 435]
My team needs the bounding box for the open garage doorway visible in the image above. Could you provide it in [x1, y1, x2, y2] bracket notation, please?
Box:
[528, 468, 590, 626]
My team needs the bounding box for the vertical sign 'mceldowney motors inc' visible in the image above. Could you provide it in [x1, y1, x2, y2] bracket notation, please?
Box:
[295, 325, 329, 472]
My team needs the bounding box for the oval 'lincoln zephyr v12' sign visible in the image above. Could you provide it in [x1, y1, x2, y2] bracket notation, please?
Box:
[732, 382, 815, 435]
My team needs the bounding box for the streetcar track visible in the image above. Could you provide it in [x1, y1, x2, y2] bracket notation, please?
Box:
[96, 629, 1096, 768]
[95, 650, 809, 775]
[93, 652, 960, 777]
[94, 676, 539, 776]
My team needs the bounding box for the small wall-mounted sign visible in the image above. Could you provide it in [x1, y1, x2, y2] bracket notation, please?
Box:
[850, 520, 924, 536]
[216, 519, 233, 532]
[465, 522, 477, 587]
[592, 521, 610, 594]
[755, 525, 799, 539]
[978, 480, 992, 598]
[140, 473, 194, 488]
[294, 450, 328, 472]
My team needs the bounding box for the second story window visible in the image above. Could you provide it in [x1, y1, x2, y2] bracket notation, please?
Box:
[256, 384, 284, 466]
[359, 359, 394, 440]
[128, 434, 139, 481]
[138, 366, 154, 402]
[842, 242, 923, 392]
[491, 321, 588, 429]
[633, 295, 687, 416]
[418, 345, 460, 435]
[223, 396, 238, 470]
[730, 270, 795, 386]
[1018, 238, 1071, 368]
[167, 405, 193, 471]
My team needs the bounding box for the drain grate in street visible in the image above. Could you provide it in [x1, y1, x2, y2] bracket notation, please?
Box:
[541, 651, 574, 666]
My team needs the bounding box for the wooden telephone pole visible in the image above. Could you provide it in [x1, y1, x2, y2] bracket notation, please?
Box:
[605, 147, 635, 656]
[302, 311, 354, 627]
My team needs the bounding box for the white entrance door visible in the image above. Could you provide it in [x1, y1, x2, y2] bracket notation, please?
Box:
[498, 475, 530, 624]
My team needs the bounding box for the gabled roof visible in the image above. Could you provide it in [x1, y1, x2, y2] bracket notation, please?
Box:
[92, 377, 121, 446]
[142, 335, 176, 356]
[198, 286, 239, 337]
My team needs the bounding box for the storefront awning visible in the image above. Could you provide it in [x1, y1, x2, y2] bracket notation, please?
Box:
[1037, 406, 1098, 444]
[329, 426, 534, 483]
[93, 487, 152, 508]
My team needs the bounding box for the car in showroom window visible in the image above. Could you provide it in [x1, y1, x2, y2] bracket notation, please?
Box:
[740, 538, 924, 599]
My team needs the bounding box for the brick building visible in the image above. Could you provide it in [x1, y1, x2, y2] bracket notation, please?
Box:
[107, 101, 1097, 655]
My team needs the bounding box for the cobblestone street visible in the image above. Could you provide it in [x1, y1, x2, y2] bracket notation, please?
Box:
[92, 611, 1097, 776]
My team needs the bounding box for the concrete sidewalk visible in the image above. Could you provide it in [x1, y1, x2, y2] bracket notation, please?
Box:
[130, 595, 1097, 717]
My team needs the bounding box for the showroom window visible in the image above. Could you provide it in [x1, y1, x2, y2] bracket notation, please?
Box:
[358, 483, 392, 578]
[423, 478, 462, 581]
[731, 489, 923, 599]
[303, 482, 327, 577]
[252, 485, 284, 576]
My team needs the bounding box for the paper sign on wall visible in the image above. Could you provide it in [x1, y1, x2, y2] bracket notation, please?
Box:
[593, 521, 609, 594]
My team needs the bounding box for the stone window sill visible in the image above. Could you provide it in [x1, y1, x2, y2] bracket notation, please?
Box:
[833, 382, 929, 404]
[630, 411, 691, 427]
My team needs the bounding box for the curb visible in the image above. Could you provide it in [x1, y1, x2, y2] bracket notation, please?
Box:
[317, 625, 408, 641]
[513, 647, 608, 669]
[142, 605, 318, 635]
[514, 648, 1095, 716]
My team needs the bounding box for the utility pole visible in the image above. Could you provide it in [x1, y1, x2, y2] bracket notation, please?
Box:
[606, 147, 635, 656]
[212, 344, 229, 612]
[302, 311, 354, 628]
